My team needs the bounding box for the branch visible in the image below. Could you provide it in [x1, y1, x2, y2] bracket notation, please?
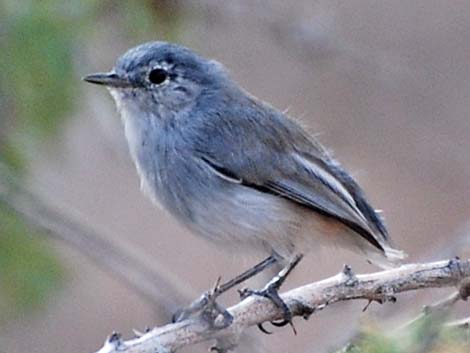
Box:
[335, 277, 470, 353]
[93, 258, 470, 353]
[399, 283, 469, 329]
[445, 317, 470, 329]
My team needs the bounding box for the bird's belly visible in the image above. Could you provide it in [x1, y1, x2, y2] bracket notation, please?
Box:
[183, 185, 348, 258]
[132, 146, 350, 258]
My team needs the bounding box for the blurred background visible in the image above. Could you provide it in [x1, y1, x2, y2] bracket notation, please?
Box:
[0, 1, 469, 352]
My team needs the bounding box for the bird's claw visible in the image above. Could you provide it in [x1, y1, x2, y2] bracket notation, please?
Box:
[172, 277, 233, 329]
[238, 254, 303, 335]
[250, 284, 296, 334]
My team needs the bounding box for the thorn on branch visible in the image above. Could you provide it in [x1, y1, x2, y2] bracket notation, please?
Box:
[108, 332, 122, 344]
[447, 256, 463, 278]
[105, 332, 123, 351]
[362, 293, 396, 312]
[341, 264, 358, 286]
[362, 300, 373, 312]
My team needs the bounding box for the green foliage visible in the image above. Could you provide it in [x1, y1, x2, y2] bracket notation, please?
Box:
[339, 315, 470, 353]
[0, 0, 93, 318]
[100, 1, 184, 43]
[0, 0, 98, 170]
[345, 333, 399, 353]
[0, 0, 183, 170]
[4, 15, 75, 136]
[0, 0, 184, 319]
[0, 205, 63, 320]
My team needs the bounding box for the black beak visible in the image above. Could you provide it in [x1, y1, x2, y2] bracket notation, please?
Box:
[82, 72, 132, 88]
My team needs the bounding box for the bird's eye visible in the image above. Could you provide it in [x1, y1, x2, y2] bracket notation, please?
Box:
[148, 68, 168, 85]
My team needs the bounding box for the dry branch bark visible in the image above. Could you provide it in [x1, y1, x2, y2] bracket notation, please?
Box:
[94, 258, 470, 353]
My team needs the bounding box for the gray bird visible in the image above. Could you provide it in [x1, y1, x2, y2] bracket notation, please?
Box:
[84, 41, 405, 321]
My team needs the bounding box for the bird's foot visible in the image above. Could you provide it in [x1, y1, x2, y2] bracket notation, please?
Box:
[172, 255, 279, 329]
[172, 277, 233, 329]
[238, 254, 303, 334]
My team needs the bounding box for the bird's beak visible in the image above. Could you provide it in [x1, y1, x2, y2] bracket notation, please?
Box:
[82, 72, 132, 88]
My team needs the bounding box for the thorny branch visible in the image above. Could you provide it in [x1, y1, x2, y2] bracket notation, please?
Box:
[398, 277, 470, 330]
[94, 258, 470, 353]
[334, 277, 470, 353]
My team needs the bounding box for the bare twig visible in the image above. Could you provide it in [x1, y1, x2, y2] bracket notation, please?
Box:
[445, 317, 470, 329]
[394, 266, 470, 329]
[93, 258, 470, 353]
[398, 291, 461, 330]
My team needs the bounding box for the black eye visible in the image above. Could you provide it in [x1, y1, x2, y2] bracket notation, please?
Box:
[148, 68, 168, 85]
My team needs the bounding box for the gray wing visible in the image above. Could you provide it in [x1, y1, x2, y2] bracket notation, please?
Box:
[201, 152, 385, 252]
[190, 97, 388, 252]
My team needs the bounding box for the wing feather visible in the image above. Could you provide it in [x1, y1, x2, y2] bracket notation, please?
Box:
[199, 154, 385, 252]
[190, 93, 389, 253]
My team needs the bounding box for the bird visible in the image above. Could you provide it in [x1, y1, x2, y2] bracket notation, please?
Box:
[84, 41, 405, 325]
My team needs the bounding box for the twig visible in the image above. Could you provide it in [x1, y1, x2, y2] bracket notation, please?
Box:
[445, 317, 470, 329]
[398, 292, 461, 330]
[93, 258, 470, 353]
[397, 275, 470, 329]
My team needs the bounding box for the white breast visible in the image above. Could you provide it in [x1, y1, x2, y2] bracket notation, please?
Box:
[110, 88, 162, 206]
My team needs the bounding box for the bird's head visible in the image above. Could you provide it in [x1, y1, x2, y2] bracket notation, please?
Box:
[84, 41, 228, 117]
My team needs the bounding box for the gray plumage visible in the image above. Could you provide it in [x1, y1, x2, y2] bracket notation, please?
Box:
[84, 41, 405, 267]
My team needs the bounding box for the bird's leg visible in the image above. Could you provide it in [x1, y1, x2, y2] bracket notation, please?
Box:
[239, 254, 303, 334]
[172, 255, 278, 327]
[217, 255, 278, 294]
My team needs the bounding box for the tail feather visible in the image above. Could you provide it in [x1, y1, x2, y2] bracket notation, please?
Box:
[367, 245, 407, 270]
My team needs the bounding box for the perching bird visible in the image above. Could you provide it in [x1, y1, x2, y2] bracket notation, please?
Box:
[84, 41, 405, 322]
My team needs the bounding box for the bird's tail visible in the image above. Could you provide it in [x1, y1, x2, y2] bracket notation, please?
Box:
[367, 245, 408, 270]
